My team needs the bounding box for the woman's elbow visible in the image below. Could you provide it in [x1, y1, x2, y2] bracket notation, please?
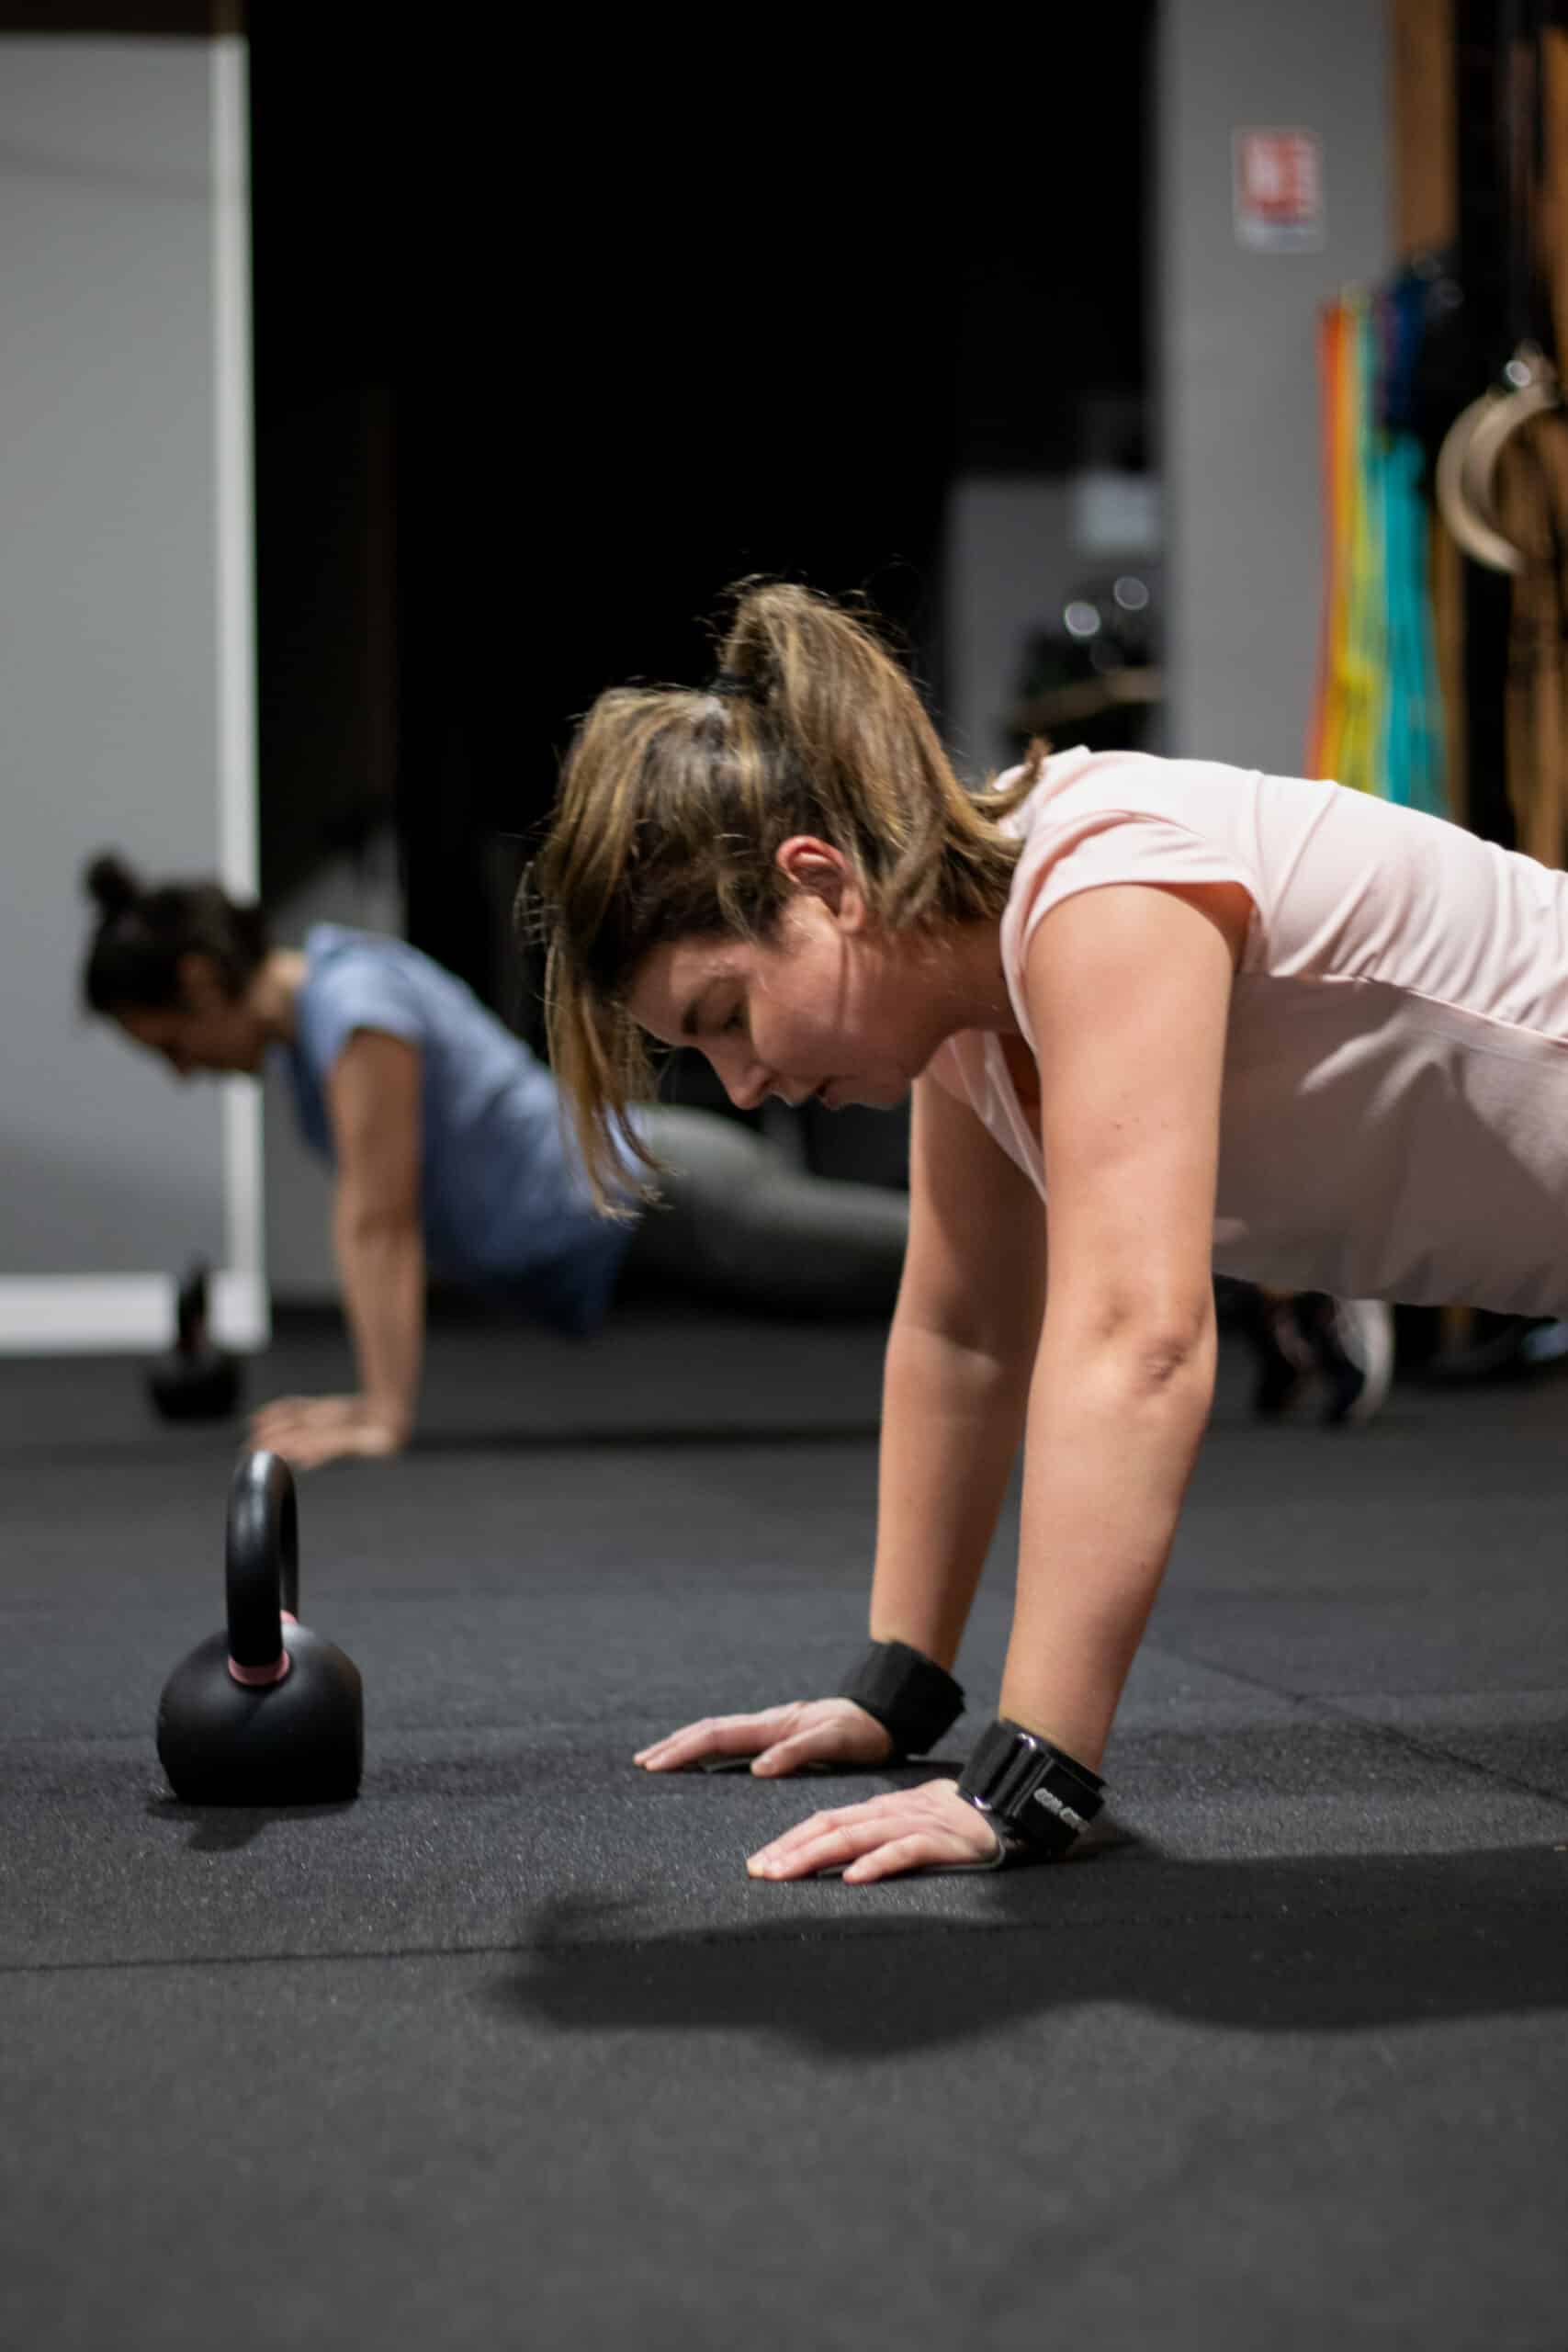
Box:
[1130, 1321, 1214, 1396]
[1052, 1288, 1216, 1400]
[334, 1196, 421, 1245]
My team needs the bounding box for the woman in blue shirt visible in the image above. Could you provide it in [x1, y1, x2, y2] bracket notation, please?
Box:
[80, 854, 908, 1467]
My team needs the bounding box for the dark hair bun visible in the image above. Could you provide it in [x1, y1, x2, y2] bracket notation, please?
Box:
[84, 853, 142, 920]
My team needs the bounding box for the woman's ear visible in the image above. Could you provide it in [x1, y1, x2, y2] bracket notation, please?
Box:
[175, 950, 224, 1011]
[774, 835, 867, 926]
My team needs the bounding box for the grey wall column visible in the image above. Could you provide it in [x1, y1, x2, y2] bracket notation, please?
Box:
[0, 35, 265, 1351]
[1157, 0, 1391, 772]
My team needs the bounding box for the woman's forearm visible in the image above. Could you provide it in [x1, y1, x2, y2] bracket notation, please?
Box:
[333, 1204, 425, 1433]
[867, 1314, 1033, 1670]
[999, 1314, 1216, 1769]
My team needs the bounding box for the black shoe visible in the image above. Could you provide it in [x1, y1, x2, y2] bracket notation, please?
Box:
[1239, 1291, 1314, 1419]
[1291, 1294, 1394, 1426]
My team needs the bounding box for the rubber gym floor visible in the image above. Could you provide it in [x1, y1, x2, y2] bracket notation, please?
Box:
[5, 1300, 1567, 2352]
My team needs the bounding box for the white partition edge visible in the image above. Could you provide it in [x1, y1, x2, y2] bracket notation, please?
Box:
[0, 1272, 267, 1353]
[212, 35, 268, 1350]
[0, 36, 268, 1361]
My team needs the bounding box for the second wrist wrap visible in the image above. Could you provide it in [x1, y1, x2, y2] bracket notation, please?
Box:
[956, 1718, 1106, 1859]
[839, 1638, 964, 1757]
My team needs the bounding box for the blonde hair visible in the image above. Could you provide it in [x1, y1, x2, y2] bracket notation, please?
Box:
[526, 580, 1043, 1211]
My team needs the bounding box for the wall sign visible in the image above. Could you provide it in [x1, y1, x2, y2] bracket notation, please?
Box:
[1234, 129, 1325, 252]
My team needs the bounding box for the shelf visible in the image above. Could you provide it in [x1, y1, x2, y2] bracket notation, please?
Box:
[1009, 665, 1164, 733]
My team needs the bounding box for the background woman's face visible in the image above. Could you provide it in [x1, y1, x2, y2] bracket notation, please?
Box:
[629, 899, 936, 1114]
[115, 956, 265, 1079]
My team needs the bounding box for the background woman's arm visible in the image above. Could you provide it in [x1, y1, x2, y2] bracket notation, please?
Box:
[252, 1027, 425, 1466]
[330, 1029, 425, 1434]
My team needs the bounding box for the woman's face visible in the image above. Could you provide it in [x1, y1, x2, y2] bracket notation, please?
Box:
[626, 844, 945, 1113]
[114, 955, 266, 1080]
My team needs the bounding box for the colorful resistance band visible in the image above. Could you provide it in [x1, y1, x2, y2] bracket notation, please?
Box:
[1310, 286, 1447, 815]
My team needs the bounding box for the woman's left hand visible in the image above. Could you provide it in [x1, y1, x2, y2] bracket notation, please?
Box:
[747, 1776, 999, 1883]
[249, 1394, 408, 1470]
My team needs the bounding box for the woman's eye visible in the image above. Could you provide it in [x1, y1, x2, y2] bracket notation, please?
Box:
[723, 1005, 745, 1035]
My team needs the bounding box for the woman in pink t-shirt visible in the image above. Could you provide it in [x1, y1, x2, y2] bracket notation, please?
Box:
[531, 581, 1568, 1881]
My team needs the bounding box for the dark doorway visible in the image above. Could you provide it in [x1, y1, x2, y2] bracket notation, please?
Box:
[248, 19, 1154, 1069]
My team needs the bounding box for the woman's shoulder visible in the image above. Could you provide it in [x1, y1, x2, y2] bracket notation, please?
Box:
[998, 746, 1296, 834]
[302, 922, 406, 975]
[299, 925, 551, 1085]
[987, 751, 1304, 1001]
[302, 924, 474, 1006]
[996, 748, 1350, 898]
[292, 926, 439, 1057]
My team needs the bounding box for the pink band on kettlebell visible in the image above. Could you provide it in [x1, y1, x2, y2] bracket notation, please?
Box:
[228, 1648, 292, 1688]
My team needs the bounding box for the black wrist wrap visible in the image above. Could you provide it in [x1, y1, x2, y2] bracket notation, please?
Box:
[839, 1639, 965, 1757]
[956, 1718, 1106, 1859]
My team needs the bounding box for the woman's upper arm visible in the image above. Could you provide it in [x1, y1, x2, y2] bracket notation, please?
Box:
[1025, 881, 1242, 1336]
[324, 1028, 423, 1220]
[902, 1068, 1046, 1359]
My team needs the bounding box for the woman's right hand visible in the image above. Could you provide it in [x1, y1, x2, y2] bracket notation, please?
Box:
[634, 1698, 895, 1777]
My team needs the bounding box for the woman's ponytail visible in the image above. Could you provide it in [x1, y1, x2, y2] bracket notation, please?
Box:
[714, 582, 1034, 931]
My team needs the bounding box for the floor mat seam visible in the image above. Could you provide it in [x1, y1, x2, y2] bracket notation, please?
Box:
[1143, 1641, 1568, 1816]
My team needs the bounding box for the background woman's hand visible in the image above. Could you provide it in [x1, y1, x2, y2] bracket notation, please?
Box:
[748, 1777, 1000, 1882]
[249, 1393, 409, 1471]
[634, 1697, 895, 1777]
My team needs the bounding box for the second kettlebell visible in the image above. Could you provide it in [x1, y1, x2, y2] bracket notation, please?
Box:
[146, 1261, 243, 1423]
[156, 1450, 363, 1805]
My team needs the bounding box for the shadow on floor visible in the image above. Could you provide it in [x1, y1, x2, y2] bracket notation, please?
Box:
[406, 1421, 881, 1457]
[145, 1796, 357, 1852]
[491, 1843, 1568, 2057]
[0, 1421, 881, 1470]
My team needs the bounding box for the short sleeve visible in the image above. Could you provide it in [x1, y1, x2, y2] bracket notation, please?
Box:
[297, 953, 425, 1085]
[1005, 809, 1261, 971]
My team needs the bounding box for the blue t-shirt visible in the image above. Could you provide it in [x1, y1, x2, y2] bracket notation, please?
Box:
[281, 925, 635, 1334]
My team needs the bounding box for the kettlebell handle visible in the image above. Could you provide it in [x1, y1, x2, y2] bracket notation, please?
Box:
[226, 1451, 300, 1681]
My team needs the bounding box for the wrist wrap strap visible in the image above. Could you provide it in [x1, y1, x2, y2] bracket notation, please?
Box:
[839, 1639, 964, 1757]
[956, 1718, 1106, 1859]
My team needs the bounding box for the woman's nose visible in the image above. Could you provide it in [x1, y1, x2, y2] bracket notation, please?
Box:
[713, 1046, 769, 1114]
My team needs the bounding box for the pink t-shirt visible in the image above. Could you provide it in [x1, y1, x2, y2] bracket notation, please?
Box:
[929, 746, 1568, 1314]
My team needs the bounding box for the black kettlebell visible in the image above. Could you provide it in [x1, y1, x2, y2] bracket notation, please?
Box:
[147, 1261, 243, 1423]
[156, 1450, 364, 1805]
